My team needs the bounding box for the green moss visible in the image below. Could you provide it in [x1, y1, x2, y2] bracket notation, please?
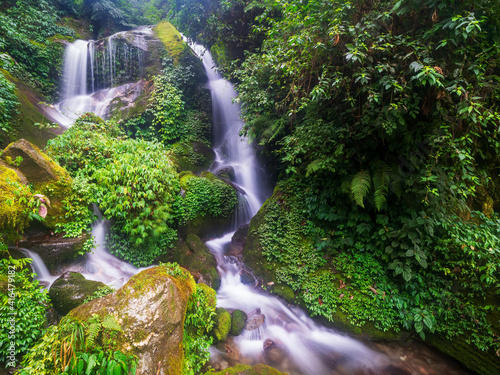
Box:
[153, 21, 186, 64]
[58, 17, 93, 40]
[170, 141, 215, 173]
[212, 307, 231, 343]
[205, 363, 286, 375]
[0, 163, 31, 241]
[230, 309, 247, 336]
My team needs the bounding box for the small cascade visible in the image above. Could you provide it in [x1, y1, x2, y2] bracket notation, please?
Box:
[83, 204, 140, 288]
[17, 248, 58, 288]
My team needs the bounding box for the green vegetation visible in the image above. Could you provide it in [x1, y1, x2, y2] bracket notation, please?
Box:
[190, 0, 500, 370]
[16, 313, 137, 375]
[183, 283, 216, 375]
[0, 246, 50, 365]
[0, 0, 74, 99]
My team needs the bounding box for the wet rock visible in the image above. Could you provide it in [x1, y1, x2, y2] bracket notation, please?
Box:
[263, 339, 288, 366]
[158, 234, 220, 289]
[215, 337, 242, 364]
[245, 313, 266, 331]
[69, 266, 195, 375]
[227, 224, 248, 256]
[378, 365, 412, 375]
[49, 272, 106, 316]
[18, 231, 89, 272]
[212, 307, 232, 343]
[230, 309, 247, 336]
[240, 268, 256, 285]
[215, 165, 235, 181]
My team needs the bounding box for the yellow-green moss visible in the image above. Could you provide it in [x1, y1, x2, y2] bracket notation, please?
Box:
[0, 163, 31, 241]
[153, 21, 186, 64]
[205, 364, 286, 375]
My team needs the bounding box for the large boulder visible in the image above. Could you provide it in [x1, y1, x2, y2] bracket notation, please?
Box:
[69, 266, 195, 375]
[230, 309, 247, 336]
[1, 139, 72, 229]
[49, 272, 106, 316]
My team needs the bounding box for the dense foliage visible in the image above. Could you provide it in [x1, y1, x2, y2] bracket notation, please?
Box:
[17, 313, 136, 375]
[0, 0, 75, 98]
[197, 0, 500, 358]
[0, 248, 50, 365]
[45, 114, 181, 266]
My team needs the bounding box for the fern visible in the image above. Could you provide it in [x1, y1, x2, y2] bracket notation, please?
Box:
[102, 315, 122, 332]
[86, 320, 101, 349]
[372, 161, 391, 210]
[351, 170, 371, 208]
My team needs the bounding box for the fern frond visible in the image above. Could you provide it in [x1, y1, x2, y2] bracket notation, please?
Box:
[351, 170, 371, 208]
[389, 164, 403, 198]
[372, 161, 391, 210]
[102, 315, 123, 332]
[87, 321, 101, 348]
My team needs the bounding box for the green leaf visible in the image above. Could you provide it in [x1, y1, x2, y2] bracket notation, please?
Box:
[351, 170, 371, 208]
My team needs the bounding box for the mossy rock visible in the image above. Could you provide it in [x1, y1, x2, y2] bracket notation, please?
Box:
[427, 331, 500, 374]
[171, 141, 215, 173]
[230, 309, 247, 336]
[205, 363, 286, 375]
[49, 272, 106, 316]
[158, 234, 221, 289]
[212, 307, 231, 344]
[69, 265, 195, 375]
[180, 171, 237, 239]
[2, 139, 72, 228]
[58, 17, 93, 40]
[154, 21, 186, 64]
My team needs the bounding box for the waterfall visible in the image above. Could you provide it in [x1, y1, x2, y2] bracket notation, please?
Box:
[55, 26, 153, 126]
[61, 40, 89, 99]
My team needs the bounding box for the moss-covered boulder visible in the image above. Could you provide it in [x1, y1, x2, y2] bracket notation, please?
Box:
[158, 234, 220, 289]
[230, 309, 247, 336]
[49, 272, 106, 316]
[19, 231, 90, 272]
[2, 139, 72, 229]
[69, 265, 195, 375]
[171, 141, 215, 173]
[205, 363, 286, 375]
[180, 171, 238, 239]
[212, 307, 231, 344]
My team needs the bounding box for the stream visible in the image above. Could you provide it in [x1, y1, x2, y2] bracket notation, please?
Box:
[19, 28, 473, 375]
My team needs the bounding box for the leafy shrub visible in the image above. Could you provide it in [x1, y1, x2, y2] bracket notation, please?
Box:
[181, 173, 237, 221]
[46, 114, 180, 265]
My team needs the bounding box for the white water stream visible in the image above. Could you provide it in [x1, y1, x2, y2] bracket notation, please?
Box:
[16, 28, 472, 375]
